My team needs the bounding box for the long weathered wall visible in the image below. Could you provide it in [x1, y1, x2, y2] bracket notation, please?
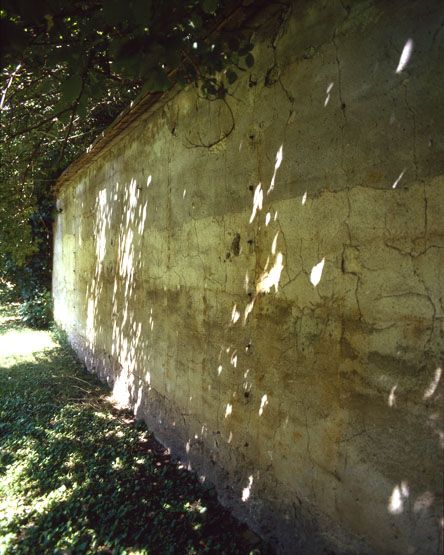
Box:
[53, 1, 444, 553]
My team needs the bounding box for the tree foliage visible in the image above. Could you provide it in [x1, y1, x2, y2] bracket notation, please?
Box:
[0, 0, 258, 294]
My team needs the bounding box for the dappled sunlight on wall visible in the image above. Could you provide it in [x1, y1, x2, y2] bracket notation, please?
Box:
[52, 3, 444, 553]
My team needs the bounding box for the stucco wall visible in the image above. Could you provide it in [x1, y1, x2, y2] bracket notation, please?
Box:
[53, 1, 444, 553]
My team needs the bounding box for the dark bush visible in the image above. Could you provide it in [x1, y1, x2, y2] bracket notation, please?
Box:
[18, 289, 53, 328]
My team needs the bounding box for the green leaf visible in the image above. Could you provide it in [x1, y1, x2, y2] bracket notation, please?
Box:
[60, 74, 82, 105]
[0, 20, 28, 57]
[190, 12, 203, 28]
[16, 0, 47, 22]
[244, 52, 254, 68]
[202, 0, 218, 15]
[112, 57, 141, 79]
[229, 51, 239, 65]
[102, 0, 128, 25]
[141, 69, 171, 93]
[226, 69, 237, 84]
[239, 41, 254, 55]
[227, 37, 240, 51]
[130, 0, 153, 24]
[76, 95, 88, 119]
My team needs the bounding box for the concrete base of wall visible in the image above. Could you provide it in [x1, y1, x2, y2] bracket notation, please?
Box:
[67, 327, 375, 554]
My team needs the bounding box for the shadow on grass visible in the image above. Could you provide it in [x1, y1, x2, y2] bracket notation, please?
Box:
[0, 336, 268, 554]
[0, 303, 21, 335]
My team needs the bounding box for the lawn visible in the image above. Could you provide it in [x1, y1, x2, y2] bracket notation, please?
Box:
[0, 302, 265, 554]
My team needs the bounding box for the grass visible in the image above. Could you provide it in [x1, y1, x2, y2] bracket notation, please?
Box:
[0, 302, 266, 554]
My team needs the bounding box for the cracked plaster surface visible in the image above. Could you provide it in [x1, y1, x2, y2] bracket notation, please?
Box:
[53, 1, 444, 553]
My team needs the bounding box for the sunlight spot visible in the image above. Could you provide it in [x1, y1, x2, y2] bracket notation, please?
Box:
[244, 369, 250, 378]
[424, 367, 442, 399]
[274, 211, 278, 221]
[239, 140, 243, 151]
[244, 299, 255, 324]
[242, 475, 254, 502]
[230, 351, 238, 368]
[271, 231, 279, 255]
[324, 82, 334, 106]
[228, 431, 233, 443]
[401, 482, 409, 497]
[267, 144, 283, 194]
[183, 189, 187, 198]
[138, 202, 148, 234]
[256, 252, 284, 294]
[147, 175, 152, 187]
[217, 365, 223, 376]
[388, 385, 397, 407]
[265, 212, 271, 226]
[231, 304, 240, 324]
[302, 191, 307, 205]
[193, 41, 198, 49]
[245, 271, 250, 292]
[225, 403, 233, 418]
[396, 39, 414, 73]
[186, 440, 191, 453]
[392, 169, 406, 189]
[112, 457, 123, 470]
[249, 183, 263, 223]
[388, 481, 409, 514]
[259, 394, 268, 416]
[310, 257, 325, 287]
[388, 486, 403, 514]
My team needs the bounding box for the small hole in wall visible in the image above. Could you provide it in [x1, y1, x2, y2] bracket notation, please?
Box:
[244, 442, 249, 448]
[249, 185, 254, 192]
[244, 391, 250, 399]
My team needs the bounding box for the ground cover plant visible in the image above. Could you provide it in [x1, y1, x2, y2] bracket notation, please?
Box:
[0, 302, 266, 554]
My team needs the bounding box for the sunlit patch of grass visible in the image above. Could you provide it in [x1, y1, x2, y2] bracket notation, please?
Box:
[0, 329, 57, 366]
[0, 302, 267, 554]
